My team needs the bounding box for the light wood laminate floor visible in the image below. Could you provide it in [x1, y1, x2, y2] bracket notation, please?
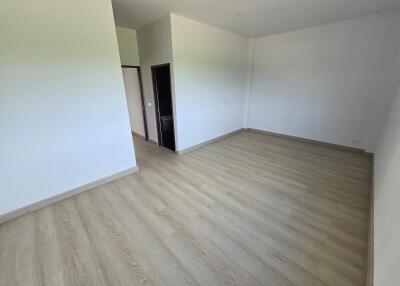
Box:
[0, 132, 372, 286]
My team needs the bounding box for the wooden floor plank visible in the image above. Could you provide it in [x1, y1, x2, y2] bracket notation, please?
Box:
[0, 132, 371, 286]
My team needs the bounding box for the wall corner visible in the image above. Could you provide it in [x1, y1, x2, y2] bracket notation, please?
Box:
[243, 38, 255, 129]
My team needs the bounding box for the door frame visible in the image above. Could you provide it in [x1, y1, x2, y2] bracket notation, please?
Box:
[151, 63, 175, 149]
[121, 65, 149, 141]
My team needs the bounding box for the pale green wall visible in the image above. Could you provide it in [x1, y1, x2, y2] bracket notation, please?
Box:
[116, 27, 140, 66]
[0, 0, 136, 216]
[373, 75, 400, 286]
[137, 16, 174, 143]
[171, 14, 249, 151]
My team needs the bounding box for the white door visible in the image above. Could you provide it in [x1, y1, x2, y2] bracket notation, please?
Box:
[122, 68, 146, 137]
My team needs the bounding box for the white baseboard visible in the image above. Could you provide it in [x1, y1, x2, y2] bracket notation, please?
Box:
[0, 166, 139, 225]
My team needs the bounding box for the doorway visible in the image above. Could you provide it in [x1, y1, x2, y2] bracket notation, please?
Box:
[151, 63, 176, 151]
[121, 65, 148, 141]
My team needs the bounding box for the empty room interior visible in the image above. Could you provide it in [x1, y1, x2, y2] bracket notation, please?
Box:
[1, 0, 400, 285]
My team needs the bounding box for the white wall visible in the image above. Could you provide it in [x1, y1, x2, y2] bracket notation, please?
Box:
[116, 26, 140, 66]
[171, 14, 249, 151]
[247, 10, 400, 150]
[122, 68, 146, 136]
[0, 0, 136, 216]
[137, 15, 174, 143]
[373, 82, 400, 286]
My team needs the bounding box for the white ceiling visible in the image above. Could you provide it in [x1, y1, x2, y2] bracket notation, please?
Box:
[112, 0, 400, 37]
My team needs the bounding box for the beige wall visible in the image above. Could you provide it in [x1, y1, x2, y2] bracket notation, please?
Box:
[116, 26, 140, 66]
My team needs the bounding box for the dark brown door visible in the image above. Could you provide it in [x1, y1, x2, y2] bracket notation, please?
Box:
[151, 64, 176, 151]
